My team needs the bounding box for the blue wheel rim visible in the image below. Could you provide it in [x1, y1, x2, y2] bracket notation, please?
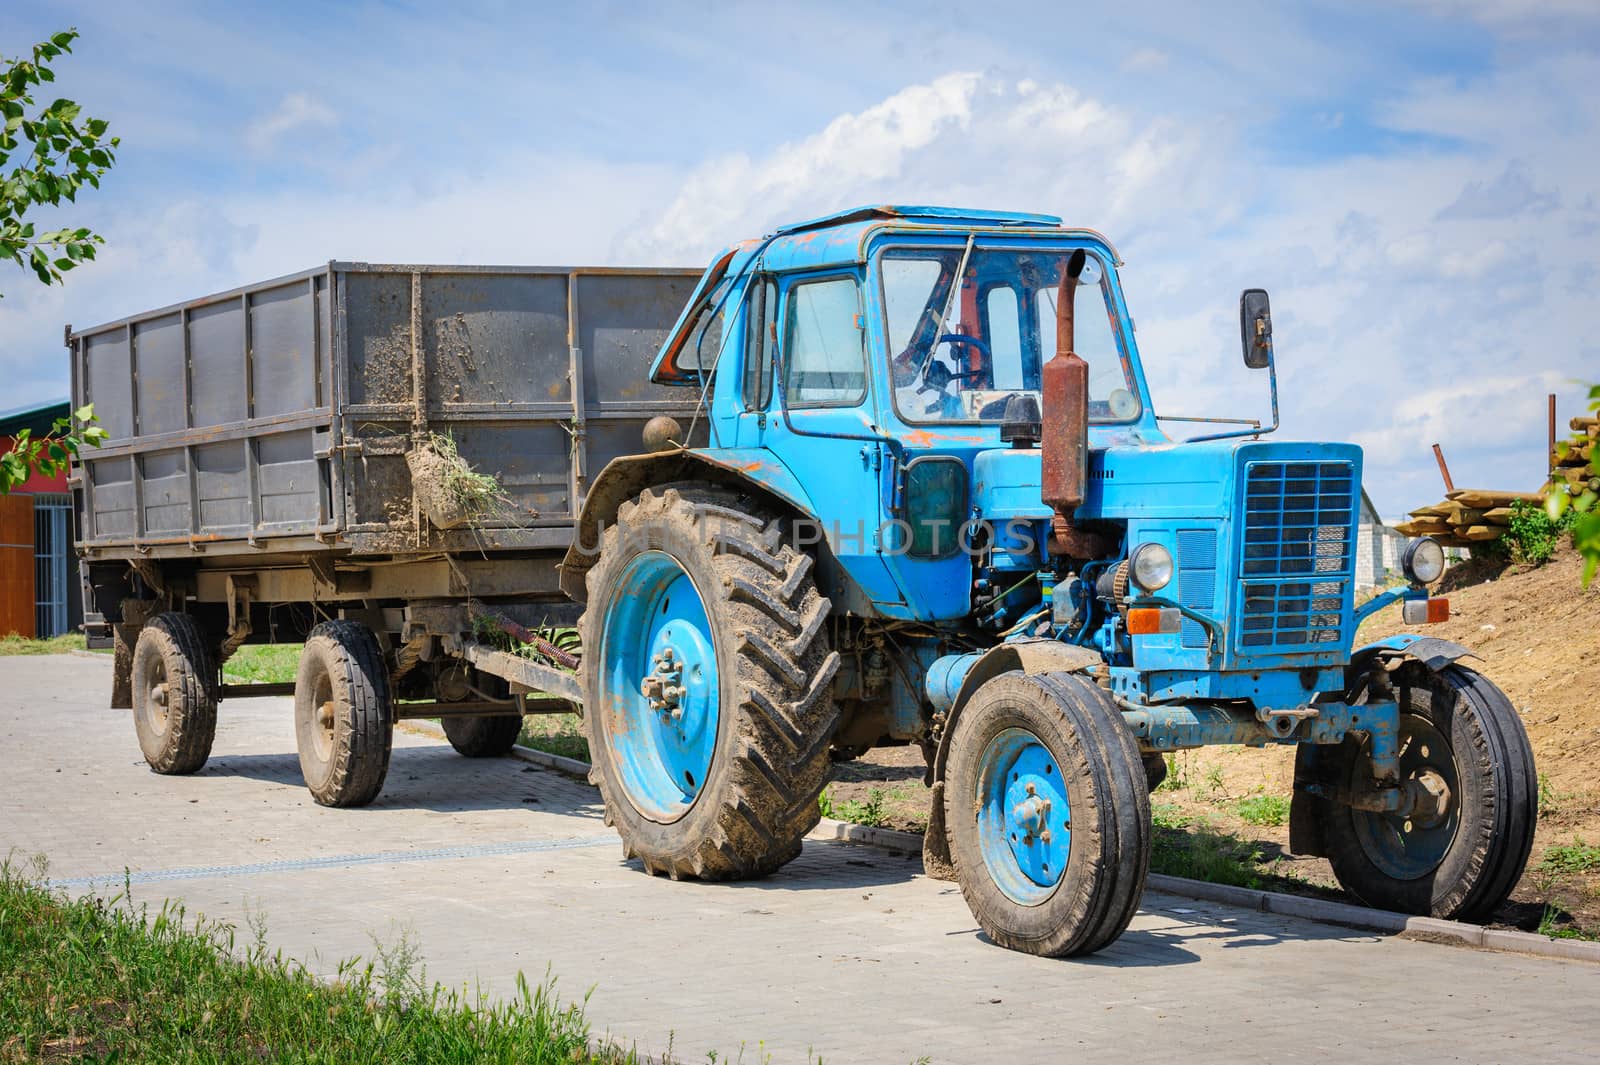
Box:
[975, 726, 1071, 906]
[599, 551, 721, 823]
[1353, 715, 1459, 880]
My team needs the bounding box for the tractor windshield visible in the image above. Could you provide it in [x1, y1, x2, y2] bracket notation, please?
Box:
[879, 246, 1140, 424]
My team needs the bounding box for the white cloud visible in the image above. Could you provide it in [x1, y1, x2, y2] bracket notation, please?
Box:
[244, 93, 338, 153]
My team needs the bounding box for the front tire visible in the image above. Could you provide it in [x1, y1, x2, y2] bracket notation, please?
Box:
[293, 620, 394, 807]
[945, 671, 1151, 957]
[442, 715, 523, 757]
[580, 485, 841, 880]
[1317, 662, 1537, 921]
[130, 613, 218, 775]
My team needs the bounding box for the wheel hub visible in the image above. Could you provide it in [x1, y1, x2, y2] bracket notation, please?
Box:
[641, 647, 688, 720]
[977, 727, 1072, 905]
[1353, 714, 1462, 881]
[602, 551, 721, 823]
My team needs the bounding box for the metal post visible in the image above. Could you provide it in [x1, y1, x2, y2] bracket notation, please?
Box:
[1549, 393, 1558, 474]
[1432, 443, 1455, 493]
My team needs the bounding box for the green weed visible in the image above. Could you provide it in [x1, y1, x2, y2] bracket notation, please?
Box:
[1539, 839, 1600, 877]
[1235, 794, 1290, 827]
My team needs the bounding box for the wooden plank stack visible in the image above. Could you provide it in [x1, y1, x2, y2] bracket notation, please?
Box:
[1551, 415, 1600, 496]
[1394, 489, 1543, 547]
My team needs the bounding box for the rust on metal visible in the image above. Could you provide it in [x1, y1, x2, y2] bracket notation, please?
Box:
[1431, 443, 1455, 493]
[490, 615, 580, 671]
[1042, 249, 1090, 555]
[1045, 516, 1110, 558]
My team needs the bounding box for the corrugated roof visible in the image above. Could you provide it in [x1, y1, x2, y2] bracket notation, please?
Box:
[0, 397, 70, 438]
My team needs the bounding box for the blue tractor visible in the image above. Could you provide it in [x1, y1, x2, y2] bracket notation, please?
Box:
[560, 205, 1536, 956]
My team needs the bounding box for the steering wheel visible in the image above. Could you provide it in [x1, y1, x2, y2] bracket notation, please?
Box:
[915, 333, 992, 396]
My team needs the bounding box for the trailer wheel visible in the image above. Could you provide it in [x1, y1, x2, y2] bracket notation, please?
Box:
[130, 613, 219, 775]
[580, 484, 841, 880]
[1317, 662, 1536, 921]
[293, 620, 394, 807]
[945, 670, 1150, 957]
[441, 715, 523, 757]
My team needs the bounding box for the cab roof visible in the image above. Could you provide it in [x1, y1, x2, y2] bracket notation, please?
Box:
[651, 205, 1112, 384]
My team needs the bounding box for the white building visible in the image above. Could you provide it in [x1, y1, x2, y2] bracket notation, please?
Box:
[1355, 488, 1410, 589]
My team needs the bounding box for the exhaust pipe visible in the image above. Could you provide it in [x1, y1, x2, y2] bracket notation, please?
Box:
[1042, 249, 1091, 555]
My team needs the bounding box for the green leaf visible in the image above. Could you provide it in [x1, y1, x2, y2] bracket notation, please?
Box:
[73, 402, 95, 422]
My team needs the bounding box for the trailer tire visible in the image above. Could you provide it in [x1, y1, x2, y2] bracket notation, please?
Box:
[945, 670, 1151, 957]
[293, 620, 394, 808]
[441, 715, 523, 757]
[1318, 661, 1537, 922]
[130, 613, 218, 775]
[581, 484, 841, 880]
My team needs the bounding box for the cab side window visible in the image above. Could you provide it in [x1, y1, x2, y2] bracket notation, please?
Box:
[785, 276, 866, 408]
[742, 277, 776, 410]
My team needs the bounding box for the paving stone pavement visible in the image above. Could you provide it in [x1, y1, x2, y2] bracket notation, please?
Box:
[3, 653, 1595, 1064]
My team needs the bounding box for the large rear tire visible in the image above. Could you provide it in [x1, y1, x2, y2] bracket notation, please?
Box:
[1317, 661, 1537, 921]
[945, 670, 1151, 957]
[293, 620, 394, 808]
[130, 612, 218, 775]
[442, 715, 523, 757]
[580, 484, 841, 880]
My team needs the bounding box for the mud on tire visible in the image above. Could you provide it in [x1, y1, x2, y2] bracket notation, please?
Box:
[293, 620, 394, 808]
[442, 714, 523, 757]
[580, 484, 841, 880]
[131, 612, 219, 775]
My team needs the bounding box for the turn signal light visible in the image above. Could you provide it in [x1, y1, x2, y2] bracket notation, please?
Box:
[1402, 597, 1451, 625]
[1127, 607, 1181, 635]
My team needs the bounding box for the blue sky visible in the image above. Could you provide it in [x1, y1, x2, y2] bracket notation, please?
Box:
[2, 0, 1596, 514]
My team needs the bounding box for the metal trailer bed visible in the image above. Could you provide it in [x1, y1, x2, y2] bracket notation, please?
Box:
[69, 262, 700, 712]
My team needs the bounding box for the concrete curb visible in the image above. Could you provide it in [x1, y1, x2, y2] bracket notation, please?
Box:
[395, 726, 1600, 966]
[805, 819, 1600, 965]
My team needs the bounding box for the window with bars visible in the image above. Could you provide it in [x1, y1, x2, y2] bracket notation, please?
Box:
[33, 493, 71, 638]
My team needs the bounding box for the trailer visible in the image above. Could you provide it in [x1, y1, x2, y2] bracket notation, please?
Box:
[70, 262, 699, 797]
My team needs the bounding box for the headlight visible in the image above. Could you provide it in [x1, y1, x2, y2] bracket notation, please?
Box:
[1402, 537, 1446, 585]
[1130, 543, 1174, 592]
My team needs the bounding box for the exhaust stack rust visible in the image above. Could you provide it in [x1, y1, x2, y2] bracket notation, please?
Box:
[1042, 249, 1090, 555]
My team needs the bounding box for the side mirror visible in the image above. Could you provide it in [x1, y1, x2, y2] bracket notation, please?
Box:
[1239, 288, 1273, 370]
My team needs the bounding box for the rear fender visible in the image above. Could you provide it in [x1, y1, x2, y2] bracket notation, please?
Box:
[559, 449, 818, 601]
[1289, 634, 1478, 857]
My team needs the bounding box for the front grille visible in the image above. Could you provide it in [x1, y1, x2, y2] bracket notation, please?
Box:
[1238, 461, 1356, 652]
[1176, 529, 1217, 649]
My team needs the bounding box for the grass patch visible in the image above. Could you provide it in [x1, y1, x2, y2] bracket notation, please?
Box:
[223, 644, 302, 685]
[519, 712, 589, 763]
[1235, 794, 1290, 827]
[1149, 823, 1266, 889]
[0, 857, 639, 1063]
[1539, 839, 1600, 877]
[0, 633, 88, 655]
[818, 786, 890, 828]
